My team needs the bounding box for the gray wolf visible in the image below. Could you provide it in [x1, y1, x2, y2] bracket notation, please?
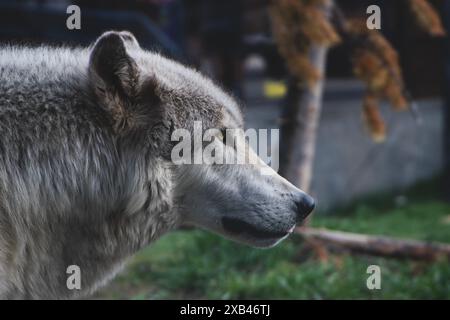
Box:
[0, 31, 314, 299]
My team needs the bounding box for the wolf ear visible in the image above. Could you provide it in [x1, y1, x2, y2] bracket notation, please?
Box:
[89, 31, 148, 131]
[89, 31, 140, 99]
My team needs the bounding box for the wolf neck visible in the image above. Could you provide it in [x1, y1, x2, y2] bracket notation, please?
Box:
[1, 147, 176, 299]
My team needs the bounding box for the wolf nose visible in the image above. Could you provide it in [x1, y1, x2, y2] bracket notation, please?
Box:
[295, 194, 315, 221]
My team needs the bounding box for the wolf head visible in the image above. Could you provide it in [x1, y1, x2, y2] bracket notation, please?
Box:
[89, 31, 315, 248]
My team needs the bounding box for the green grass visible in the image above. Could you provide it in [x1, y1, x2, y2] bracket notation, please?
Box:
[95, 180, 450, 299]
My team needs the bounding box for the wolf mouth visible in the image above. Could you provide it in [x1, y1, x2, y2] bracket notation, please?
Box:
[221, 217, 289, 239]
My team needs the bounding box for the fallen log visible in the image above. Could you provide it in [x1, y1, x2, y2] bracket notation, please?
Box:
[295, 227, 450, 261]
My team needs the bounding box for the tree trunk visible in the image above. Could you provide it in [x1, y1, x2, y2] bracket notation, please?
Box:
[443, 0, 450, 200]
[297, 227, 450, 261]
[278, 0, 333, 195]
[279, 47, 328, 194]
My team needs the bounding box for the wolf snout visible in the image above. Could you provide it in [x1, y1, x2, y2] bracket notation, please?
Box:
[295, 194, 315, 221]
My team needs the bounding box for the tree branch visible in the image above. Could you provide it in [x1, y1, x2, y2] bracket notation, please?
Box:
[296, 227, 450, 261]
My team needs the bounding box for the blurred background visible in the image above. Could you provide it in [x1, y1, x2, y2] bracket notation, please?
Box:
[1, 0, 449, 299]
